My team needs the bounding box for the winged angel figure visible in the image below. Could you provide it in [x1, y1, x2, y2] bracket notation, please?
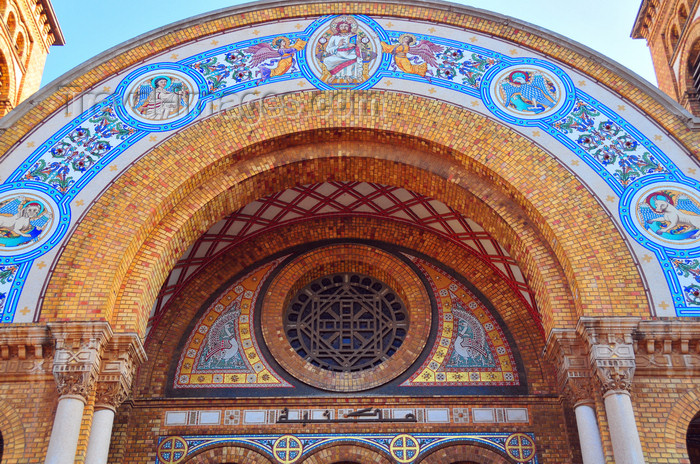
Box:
[133, 76, 188, 120]
[244, 36, 307, 85]
[381, 34, 443, 82]
[499, 71, 557, 113]
[202, 297, 243, 368]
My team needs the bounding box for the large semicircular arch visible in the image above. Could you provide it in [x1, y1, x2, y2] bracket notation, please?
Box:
[0, 1, 696, 330]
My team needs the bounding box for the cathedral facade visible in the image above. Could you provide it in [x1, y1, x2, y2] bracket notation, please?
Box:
[0, 1, 699, 463]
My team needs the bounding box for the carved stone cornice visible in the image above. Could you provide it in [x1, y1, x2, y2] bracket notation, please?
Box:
[0, 325, 52, 376]
[48, 321, 113, 402]
[94, 333, 147, 411]
[633, 319, 700, 375]
[544, 328, 596, 406]
[577, 317, 641, 395]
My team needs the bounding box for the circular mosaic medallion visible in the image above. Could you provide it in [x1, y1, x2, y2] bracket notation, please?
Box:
[273, 435, 303, 464]
[389, 434, 420, 463]
[305, 15, 383, 90]
[0, 186, 65, 261]
[157, 436, 188, 464]
[115, 64, 205, 131]
[505, 433, 536, 463]
[631, 183, 700, 249]
[285, 273, 408, 372]
[493, 67, 563, 117]
[482, 60, 574, 125]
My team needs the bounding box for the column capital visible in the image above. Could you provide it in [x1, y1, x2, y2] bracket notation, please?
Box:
[94, 333, 147, 410]
[544, 328, 596, 406]
[577, 317, 641, 395]
[48, 321, 113, 402]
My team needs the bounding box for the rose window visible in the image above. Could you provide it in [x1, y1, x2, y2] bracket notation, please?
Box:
[284, 273, 409, 373]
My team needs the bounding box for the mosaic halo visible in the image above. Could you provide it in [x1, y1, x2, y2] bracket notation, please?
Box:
[0, 185, 66, 262]
[629, 183, 700, 250]
[482, 60, 574, 125]
[304, 15, 384, 90]
[115, 63, 206, 131]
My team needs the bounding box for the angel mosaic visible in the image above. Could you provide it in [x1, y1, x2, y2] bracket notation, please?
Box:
[497, 70, 559, 115]
[314, 16, 377, 86]
[640, 190, 700, 241]
[131, 75, 190, 121]
[0, 196, 52, 248]
[198, 297, 246, 370]
[381, 33, 443, 82]
[245, 36, 307, 85]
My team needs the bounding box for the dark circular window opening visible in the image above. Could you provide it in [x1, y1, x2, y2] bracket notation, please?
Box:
[285, 273, 409, 373]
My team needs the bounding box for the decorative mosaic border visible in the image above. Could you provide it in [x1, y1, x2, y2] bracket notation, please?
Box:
[0, 13, 698, 321]
[401, 256, 519, 387]
[155, 432, 538, 464]
[173, 259, 291, 389]
[162, 407, 530, 427]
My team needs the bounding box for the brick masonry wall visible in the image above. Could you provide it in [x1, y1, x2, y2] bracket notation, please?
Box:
[41, 116, 647, 339]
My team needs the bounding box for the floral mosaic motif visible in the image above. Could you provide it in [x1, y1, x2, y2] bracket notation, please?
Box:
[0, 265, 17, 318]
[495, 69, 560, 116]
[24, 107, 136, 193]
[128, 74, 194, 121]
[433, 49, 497, 87]
[686, 285, 700, 305]
[192, 37, 305, 91]
[0, 195, 53, 248]
[174, 260, 291, 389]
[553, 100, 667, 187]
[402, 257, 519, 387]
[638, 190, 700, 243]
[381, 33, 442, 82]
[674, 258, 700, 306]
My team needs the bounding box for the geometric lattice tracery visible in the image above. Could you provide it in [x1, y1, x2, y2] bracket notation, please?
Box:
[285, 273, 408, 373]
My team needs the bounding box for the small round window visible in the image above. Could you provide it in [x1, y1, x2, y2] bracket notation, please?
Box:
[284, 273, 409, 372]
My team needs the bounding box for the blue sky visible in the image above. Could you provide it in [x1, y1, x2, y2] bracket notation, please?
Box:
[41, 0, 656, 86]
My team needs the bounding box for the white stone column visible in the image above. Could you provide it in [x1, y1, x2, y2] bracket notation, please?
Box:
[45, 396, 86, 464]
[46, 322, 112, 464]
[603, 390, 645, 464]
[580, 317, 645, 464]
[573, 402, 606, 464]
[84, 333, 146, 464]
[85, 407, 116, 464]
[545, 328, 607, 464]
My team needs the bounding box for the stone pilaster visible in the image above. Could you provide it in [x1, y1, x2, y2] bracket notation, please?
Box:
[48, 322, 112, 402]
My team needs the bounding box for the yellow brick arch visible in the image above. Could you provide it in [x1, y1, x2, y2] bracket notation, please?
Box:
[38, 93, 646, 338]
[2, 0, 695, 333]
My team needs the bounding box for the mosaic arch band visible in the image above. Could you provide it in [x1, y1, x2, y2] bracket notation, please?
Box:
[1, 2, 700, 464]
[0, 13, 696, 320]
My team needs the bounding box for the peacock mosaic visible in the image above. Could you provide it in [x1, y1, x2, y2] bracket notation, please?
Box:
[402, 257, 519, 387]
[174, 259, 291, 389]
[172, 250, 520, 393]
